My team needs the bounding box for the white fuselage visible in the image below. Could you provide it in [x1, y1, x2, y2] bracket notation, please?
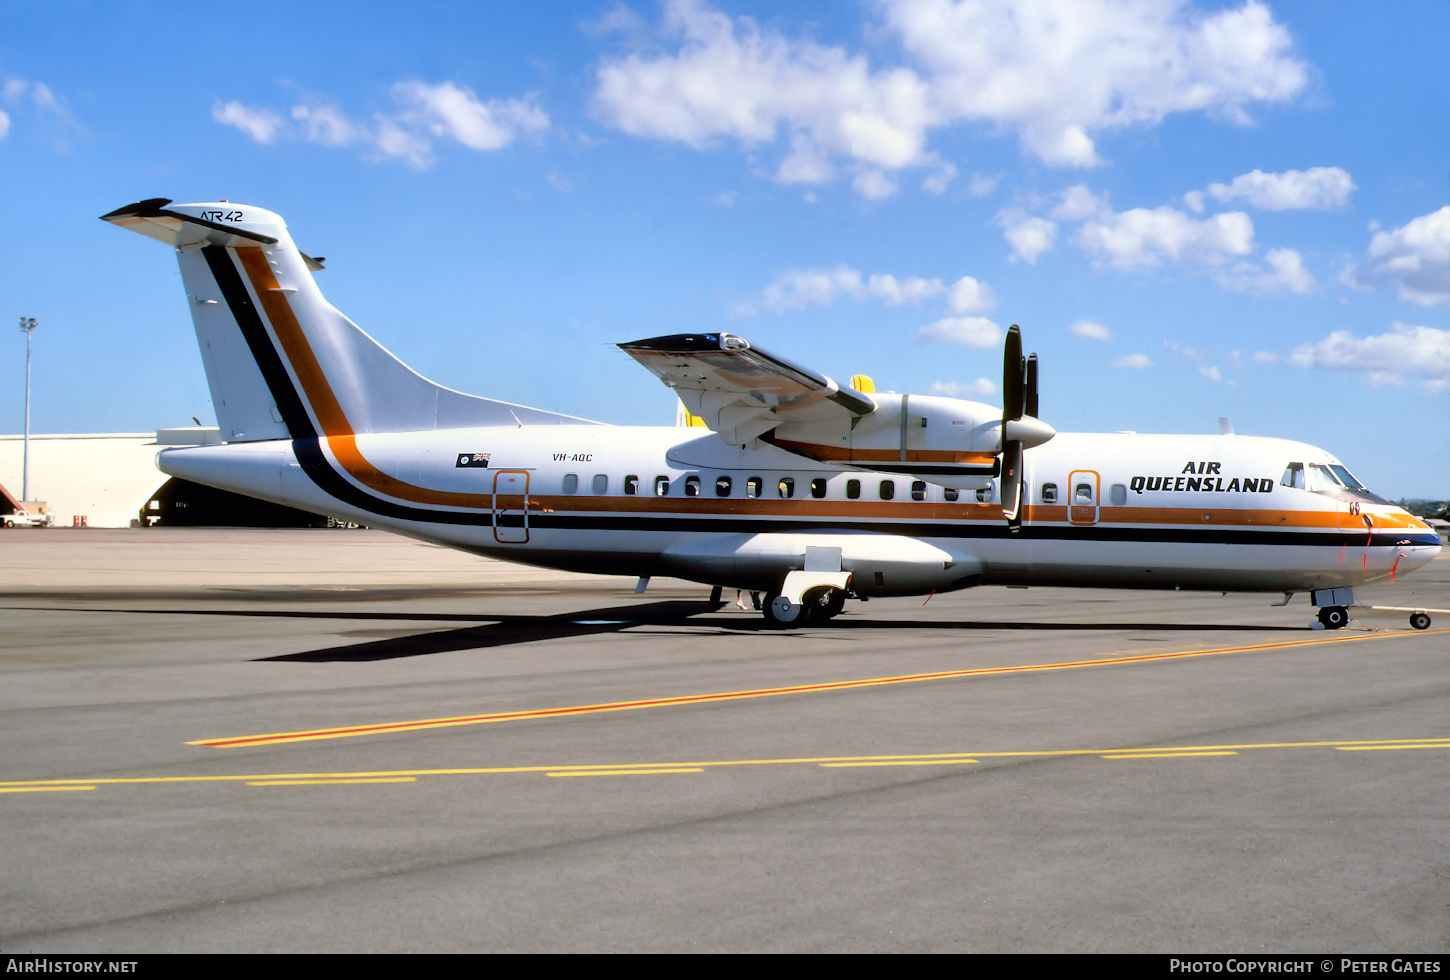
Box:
[158, 425, 1442, 597]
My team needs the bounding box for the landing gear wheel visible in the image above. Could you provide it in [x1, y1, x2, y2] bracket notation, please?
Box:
[800, 587, 846, 622]
[1409, 612, 1431, 631]
[1317, 605, 1350, 630]
[762, 591, 805, 628]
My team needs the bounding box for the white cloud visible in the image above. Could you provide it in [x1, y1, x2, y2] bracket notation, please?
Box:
[595, 0, 935, 191]
[290, 104, 362, 147]
[917, 316, 1003, 348]
[997, 209, 1057, 263]
[391, 81, 548, 153]
[889, 0, 1307, 166]
[921, 161, 957, 194]
[747, 264, 964, 313]
[212, 101, 287, 144]
[1164, 340, 1207, 361]
[1112, 353, 1155, 369]
[1286, 322, 1450, 386]
[968, 172, 999, 197]
[1198, 365, 1237, 386]
[1050, 184, 1109, 221]
[1252, 350, 1281, 364]
[867, 272, 944, 305]
[592, 0, 1309, 195]
[947, 275, 995, 314]
[1358, 206, 1450, 306]
[4, 78, 81, 134]
[1183, 189, 1206, 213]
[853, 169, 900, 200]
[212, 82, 548, 169]
[1217, 247, 1314, 295]
[925, 378, 998, 398]
[1075, 206, 1254, 269]
[1206, 166, 1354, 210]
[1070, 319, 1112, 342]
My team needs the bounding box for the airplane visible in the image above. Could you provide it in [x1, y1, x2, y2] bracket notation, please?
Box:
[102, 198, 1443, 630]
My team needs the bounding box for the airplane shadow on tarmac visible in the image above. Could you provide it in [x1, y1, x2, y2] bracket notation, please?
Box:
[13, 600, 1305, 664]
[248, 601, 1304, 663]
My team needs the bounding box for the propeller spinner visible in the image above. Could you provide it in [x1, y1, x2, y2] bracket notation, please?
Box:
[998, 325, 1054, 528]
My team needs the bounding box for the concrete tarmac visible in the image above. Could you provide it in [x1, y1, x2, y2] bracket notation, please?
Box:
[1, 528, 1447, 952]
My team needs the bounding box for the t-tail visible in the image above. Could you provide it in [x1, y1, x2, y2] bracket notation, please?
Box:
[102, 199, 592, 443]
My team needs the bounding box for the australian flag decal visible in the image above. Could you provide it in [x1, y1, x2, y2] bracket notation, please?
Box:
[456, 453, 491, 468]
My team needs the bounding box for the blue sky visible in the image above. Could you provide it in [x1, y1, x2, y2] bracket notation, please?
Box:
[2, 1, 1446, 496]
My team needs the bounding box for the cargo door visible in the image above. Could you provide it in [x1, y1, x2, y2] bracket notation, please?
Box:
[492, 470, 530, 543]
[1068, 470, 1099, 526]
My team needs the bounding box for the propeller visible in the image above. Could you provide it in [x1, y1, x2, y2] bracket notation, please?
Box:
[998, 325, 1053, 528]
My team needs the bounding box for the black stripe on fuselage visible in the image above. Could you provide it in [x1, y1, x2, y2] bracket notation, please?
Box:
[197, 248, 1441, 550]
[202, 245, 488, 525]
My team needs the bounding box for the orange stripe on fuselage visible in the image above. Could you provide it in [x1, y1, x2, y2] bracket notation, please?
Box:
[228, 248, 1431, 537]
[235, 247, 493, 510]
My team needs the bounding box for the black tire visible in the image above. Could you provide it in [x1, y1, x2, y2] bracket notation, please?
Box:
[801, 587, 846, 622]
[1318, 606, 1349, 629]
[1409, 612, 1431, 631]
[762, 591, 804, 628]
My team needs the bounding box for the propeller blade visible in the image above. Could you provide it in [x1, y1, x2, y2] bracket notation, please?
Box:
[1002, 325, 1024, 421]
[1000, 441, 1024, 525]
[1024, 353, 1039, 419]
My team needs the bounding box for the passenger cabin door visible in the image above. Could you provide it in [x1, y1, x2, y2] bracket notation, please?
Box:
[1068, 470, 1099, 526]
[493, 471, 530, 543]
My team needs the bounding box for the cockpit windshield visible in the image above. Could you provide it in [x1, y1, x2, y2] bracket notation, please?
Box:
[1327, 464, 1366, 490]
[1306, 463, 1342, 493]
[1282, 460, 1380, 499]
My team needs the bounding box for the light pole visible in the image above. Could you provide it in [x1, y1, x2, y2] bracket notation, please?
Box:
[19, 317, 36, 502]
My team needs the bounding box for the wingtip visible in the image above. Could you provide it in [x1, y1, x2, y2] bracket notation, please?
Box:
[99, 198, 173, 222]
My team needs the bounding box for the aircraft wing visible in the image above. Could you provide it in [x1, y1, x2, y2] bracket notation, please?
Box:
[619, 333, 876, 445]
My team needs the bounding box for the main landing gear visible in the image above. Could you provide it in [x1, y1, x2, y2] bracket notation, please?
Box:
[1316, 605, 1350, 630]
[762, 587, 847, 628]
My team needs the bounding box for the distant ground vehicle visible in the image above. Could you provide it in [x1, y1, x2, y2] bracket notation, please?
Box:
[2, 506, 52, 528]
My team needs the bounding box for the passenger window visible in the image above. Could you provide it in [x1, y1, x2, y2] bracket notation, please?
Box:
[1109, 484, 1127, 506]
[975, 485, 992, 503]
[879, 480, 895, 501]
[562, 473, 578, 494]
[716, 476, 731, 497]
[654, 476, 670, 496]
[592, 474, 608, 495]
[1041, 483, 1058, 504]
[747, 476, 763, 498]
[846, 479, 861, 500]
[944, 488, 959, 502]
[911, 480, 927, 502]
[624, 475, 639, 496]
[1281, 463, 1304, 489]
[778, 477, 795, 499]
[1074, 483, 1093, 504]
[685, 475, 701, 497]
[810, 478, 827, 499]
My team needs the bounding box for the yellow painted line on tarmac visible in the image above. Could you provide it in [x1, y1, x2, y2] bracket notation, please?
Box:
[1101, 751, 1239, 759]
[188, 628, 1440, 749]
[546, 768, 703, 778]
[820, 758, 977, 768]
[247, 777, 417, 786]
[4, 735, 1445, 796]
[0, 785, 95, 793]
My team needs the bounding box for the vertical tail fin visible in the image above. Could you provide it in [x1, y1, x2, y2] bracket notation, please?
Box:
[102, 199, 595, 442]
